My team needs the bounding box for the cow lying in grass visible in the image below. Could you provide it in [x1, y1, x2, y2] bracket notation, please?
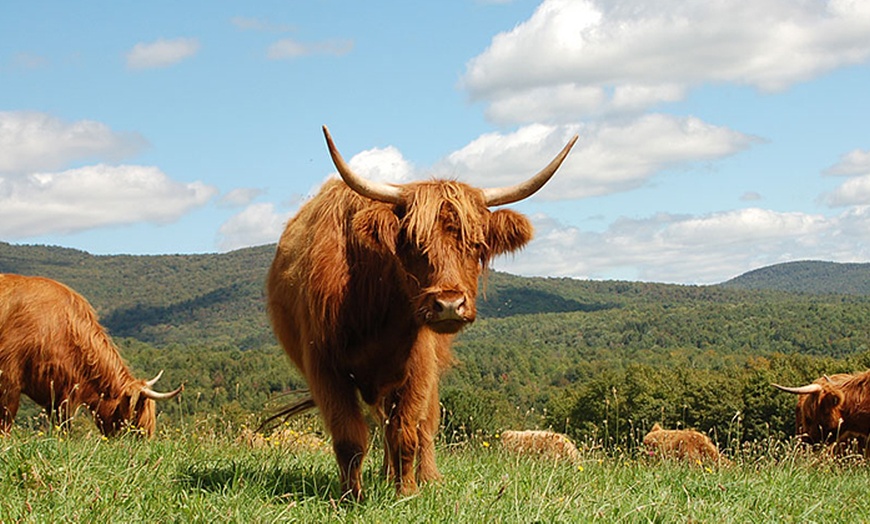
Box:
[499, 429, 582, 464]
[642, 423, 724, 463]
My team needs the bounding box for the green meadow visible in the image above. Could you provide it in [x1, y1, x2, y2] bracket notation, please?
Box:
[1, 416, 867, 523]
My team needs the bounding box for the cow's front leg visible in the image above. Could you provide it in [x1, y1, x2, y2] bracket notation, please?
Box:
[0, 380, 21, 434]
[385, 397, 420, 496]
[416, 381, 442, 484]
[386, 344, 441, 495]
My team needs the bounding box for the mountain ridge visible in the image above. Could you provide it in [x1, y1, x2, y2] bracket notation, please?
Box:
[3, 242, 868, 349]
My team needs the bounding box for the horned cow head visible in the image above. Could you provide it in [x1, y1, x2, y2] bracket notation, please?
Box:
[324, 126, 577, 333]
[96, 370, 183, 437]
[773, 377, 847, 444]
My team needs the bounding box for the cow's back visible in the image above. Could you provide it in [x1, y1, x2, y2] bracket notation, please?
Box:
[0, 274, 77, 361]
[0, 274, 131, 399]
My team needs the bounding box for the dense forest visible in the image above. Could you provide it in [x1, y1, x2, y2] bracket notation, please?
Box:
[3, 241, 870, 449]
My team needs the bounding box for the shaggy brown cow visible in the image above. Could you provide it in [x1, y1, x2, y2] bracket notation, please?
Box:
[266, 126, 577, 498]
[499, 429, 582, 464]
[642, 423, 723, 463]
[0, 274, 183, 436]
[773, 372, 870, 450]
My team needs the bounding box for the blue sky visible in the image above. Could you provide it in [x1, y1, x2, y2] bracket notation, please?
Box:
[2, 0, 870, 284]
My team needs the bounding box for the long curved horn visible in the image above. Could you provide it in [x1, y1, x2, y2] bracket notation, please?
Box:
[772, 383, 823, 395]
[145, 370, 164, 387]
[482, 134, 579, 207]
[323, 125, 404, 204]
[141, 383, 184, 401]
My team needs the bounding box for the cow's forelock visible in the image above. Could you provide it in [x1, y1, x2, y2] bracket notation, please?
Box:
[395, 182, 489, 332]
[402, 182, 487, 256]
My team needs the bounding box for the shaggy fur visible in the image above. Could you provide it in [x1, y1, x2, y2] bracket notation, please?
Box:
[781, 371, 870, 450]
[642, 423, 723, 463]
[0, 274, 179, 436]
[267, 178, 539, 498]
[499, 430, 582, 464]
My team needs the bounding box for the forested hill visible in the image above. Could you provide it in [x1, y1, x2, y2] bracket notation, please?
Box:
[722, 260, 870, 295]
[0, 242, 277, 349]
[2, 241, 869, 350]
[6, 241, 870, 440]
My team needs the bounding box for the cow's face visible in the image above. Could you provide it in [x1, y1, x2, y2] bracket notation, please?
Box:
[796, 387, 845, 444]
[323, 126, 575, 334]
[96, 390, 156, 437]
[353, 182, 533, 334]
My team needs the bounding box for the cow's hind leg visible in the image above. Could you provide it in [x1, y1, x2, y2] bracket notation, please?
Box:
[311, 376, 369, 500]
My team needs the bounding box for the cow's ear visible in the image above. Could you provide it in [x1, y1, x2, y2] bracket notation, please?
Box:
[485, 209, 534, 257]
[353, 206, 400, 254]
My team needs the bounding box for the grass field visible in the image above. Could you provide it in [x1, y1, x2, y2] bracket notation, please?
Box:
[2, 415, 869, 523]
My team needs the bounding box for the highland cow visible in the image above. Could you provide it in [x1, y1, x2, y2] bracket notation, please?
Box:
[265, 126, 577, 498]
[774, 371, 870, 452]
[499, 429, 582, 464]
[0, 274, 182, 436]
[642, 423, 723, 463]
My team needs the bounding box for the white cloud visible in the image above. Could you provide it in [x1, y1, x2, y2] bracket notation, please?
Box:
[126, 38, 200, 70]
[821, 148, 870, 206]
[267, 38, 353, 59]
[217, 202, 292, 251]
[0, 111, 147, 174]
[437, 116, 758, 200]
[494, 207, 869, 284]
[346, 146, 415, 184]
[824, 174, 870, 207]
[462, 0, 870, 122]
[0, 165, 217, 237]
[824, 148, 870, 176]
[219, 187, 264, 208]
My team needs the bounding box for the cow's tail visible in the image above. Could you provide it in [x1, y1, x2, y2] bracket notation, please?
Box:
[257, 389, 318, 433]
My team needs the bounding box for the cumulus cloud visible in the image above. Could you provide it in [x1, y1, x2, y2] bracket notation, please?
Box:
[218, 187, 264, 208]
[345, 146, 415, 184]
[437, 116, 759, 200]
[126, 37, 200, 70]
[0, 164, 217, 237]
[267, 38, 353, 59]
[0, 111, 147, 174]
[824, 148, 870, 176]
[494, 207, 869, 284]
[821, 148, 870, 206]
[217, 202, 292, 251]
[462, 0, 870, 122]
[823, 174, 870, 207]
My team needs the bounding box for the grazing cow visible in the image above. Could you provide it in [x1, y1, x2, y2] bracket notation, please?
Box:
[642, 423, 723, 463]
[499, 429, 582, 464]
[773, 372, 870, 450]
[266, 126, 577, 498]
[0, 274, 183, 436]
